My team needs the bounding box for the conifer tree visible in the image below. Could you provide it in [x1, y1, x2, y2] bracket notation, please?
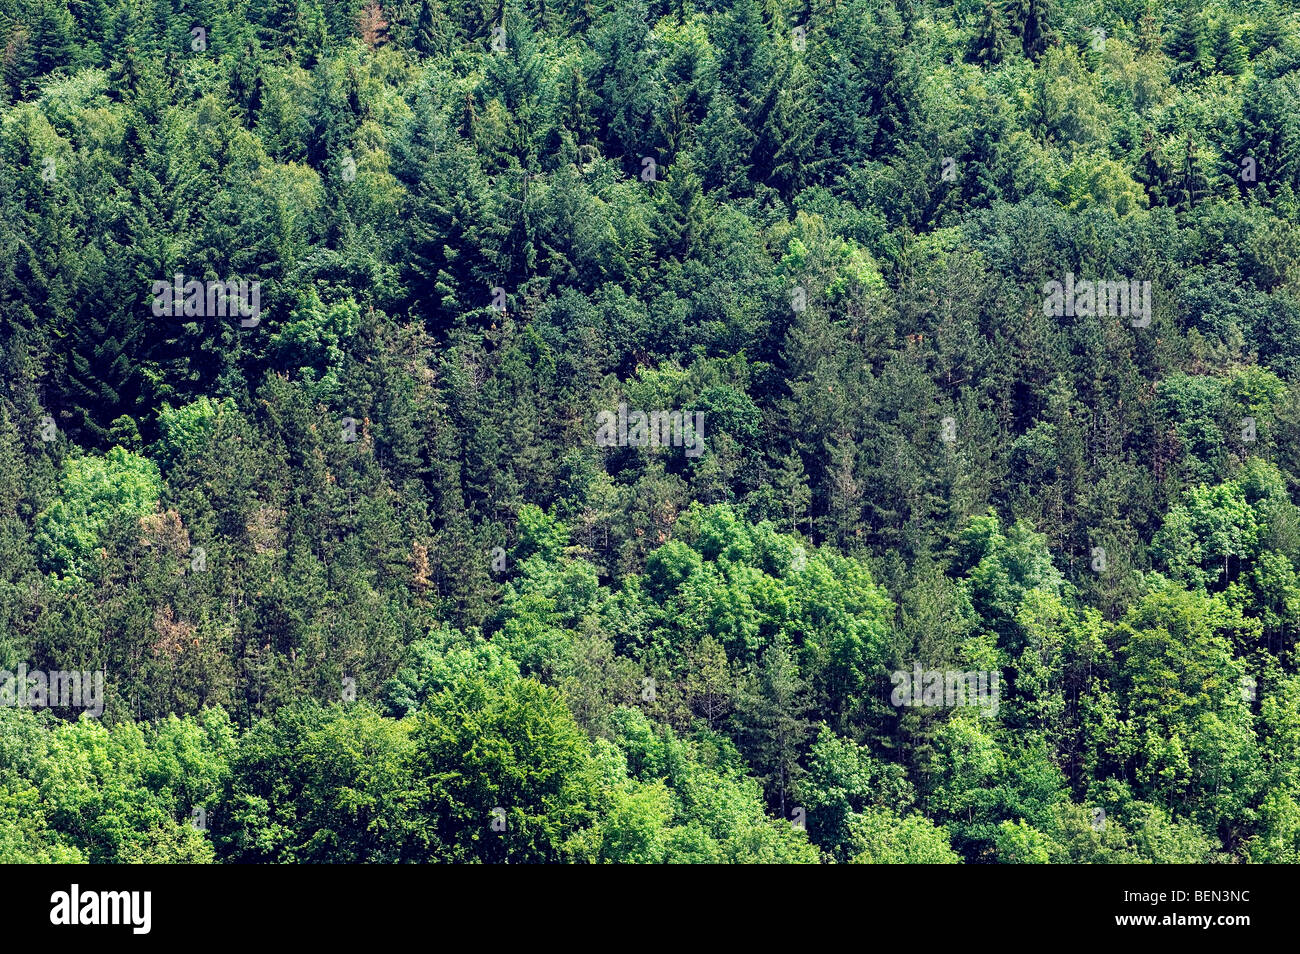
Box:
[970, 1, 1014, 67]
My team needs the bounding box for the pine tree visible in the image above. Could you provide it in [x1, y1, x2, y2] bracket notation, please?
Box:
[358, 1, 390, 48]
[686, 636, 735, 729]
[1236, 74, 1300, 199]
[61, 309, 138, 445]
[715, 0, 772, 125]
[591, 0, 662, 164]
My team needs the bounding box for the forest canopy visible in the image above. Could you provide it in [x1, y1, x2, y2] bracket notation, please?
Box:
[2, 0, 1300, 863]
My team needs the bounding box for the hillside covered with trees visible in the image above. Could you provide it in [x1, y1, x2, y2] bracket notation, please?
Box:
[2, 0, 1300, 862]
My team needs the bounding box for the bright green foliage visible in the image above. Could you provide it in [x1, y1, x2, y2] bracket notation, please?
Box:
[269, 290, 361, 397]
[34, 446, 162, 582]
[410, 674, 601, 862]
[155, 397, 238, 470]
[217, 702, 422, 863]
[849, 809, 961, 863]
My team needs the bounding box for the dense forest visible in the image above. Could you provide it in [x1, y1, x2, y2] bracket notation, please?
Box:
[1, 0, 1299, 864]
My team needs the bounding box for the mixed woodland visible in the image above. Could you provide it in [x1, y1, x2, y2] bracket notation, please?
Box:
[2, 0, 1300, 862]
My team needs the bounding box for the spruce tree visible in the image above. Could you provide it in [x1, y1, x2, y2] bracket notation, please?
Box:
[1171, 135, 1209, 211]
[29, 0, 74, 78]
[970, 1, 1014, 67]
[2, 26, 36, 101]
[1135, 129, 1171, 205]
[1005, 0, 1055, 61]
[1165, 5, 1211, 77]
[1213, 21, 1246, 76]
